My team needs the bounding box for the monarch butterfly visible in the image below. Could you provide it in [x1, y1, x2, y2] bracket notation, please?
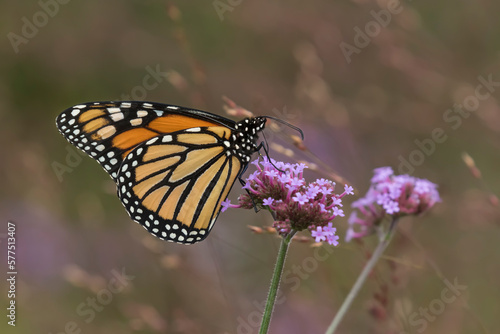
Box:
[56, 101, 300, 244]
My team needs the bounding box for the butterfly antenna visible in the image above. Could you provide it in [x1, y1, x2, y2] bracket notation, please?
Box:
[263, 116, 304, 140]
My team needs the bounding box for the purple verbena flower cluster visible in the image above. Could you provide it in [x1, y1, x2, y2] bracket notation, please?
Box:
[221, 158, 354, 245]
[346, 167, 440, 242]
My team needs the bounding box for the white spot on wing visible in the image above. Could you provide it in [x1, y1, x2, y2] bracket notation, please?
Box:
[137, 110, 148, 117]
[110, 112, 124, 122]
[146, 137, 159, 145]
[130, 118, 142, 126]
[97, 125, 116, 139]
[107, 107, 121, 113]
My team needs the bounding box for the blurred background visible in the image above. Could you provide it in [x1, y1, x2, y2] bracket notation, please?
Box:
[1, 1, 499, 333]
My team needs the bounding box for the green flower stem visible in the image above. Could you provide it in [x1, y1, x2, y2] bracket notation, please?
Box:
[325, 218, 399, 334]
[259, 230, 296, 334]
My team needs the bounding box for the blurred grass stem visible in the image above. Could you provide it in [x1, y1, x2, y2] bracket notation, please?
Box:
[325, 217, 399, 334]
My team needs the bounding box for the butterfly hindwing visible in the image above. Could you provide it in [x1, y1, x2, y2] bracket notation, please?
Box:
[116, 128, 242, 243]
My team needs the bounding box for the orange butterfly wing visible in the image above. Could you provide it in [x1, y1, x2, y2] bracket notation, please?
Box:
[56, 101, 230, 180]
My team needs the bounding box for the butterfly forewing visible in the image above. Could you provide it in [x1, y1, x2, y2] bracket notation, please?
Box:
[55, 101, 232, 180]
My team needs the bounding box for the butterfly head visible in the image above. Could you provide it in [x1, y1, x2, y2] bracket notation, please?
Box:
[232, 117, 267, 162]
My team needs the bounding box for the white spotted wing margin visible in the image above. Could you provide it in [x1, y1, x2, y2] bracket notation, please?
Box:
[116, 128, 242, 244]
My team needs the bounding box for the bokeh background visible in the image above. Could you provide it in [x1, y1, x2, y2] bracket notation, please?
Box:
[1, 1, 500, 333]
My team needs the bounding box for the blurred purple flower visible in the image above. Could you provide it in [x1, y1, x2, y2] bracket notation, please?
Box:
[221, 198, 232, 212]
[292, 193, 309, 205]
[346, 167, 440, 242]
[263, 197, 275, 206]
[225, 158, 354, 245]
[311, 226, 326, 242]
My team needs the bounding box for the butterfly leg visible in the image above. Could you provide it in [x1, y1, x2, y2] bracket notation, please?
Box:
[238, 170, 260, 213]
